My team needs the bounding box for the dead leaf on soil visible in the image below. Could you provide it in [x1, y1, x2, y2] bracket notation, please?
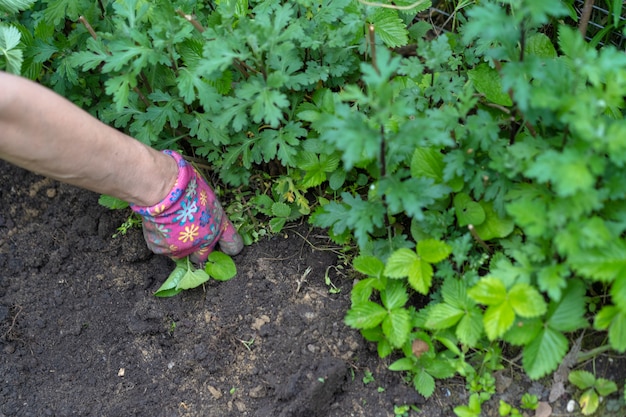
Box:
[494, 370, 512, 393]
[549, 334, 582, 403]
[535, 401, 552, 417]
[412, 339, 429, 357]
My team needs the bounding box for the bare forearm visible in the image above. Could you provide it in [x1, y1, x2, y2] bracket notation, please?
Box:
[0, 71, 176, 206]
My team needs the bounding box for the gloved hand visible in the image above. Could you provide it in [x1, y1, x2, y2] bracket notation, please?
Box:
[131, 150, 243, 264]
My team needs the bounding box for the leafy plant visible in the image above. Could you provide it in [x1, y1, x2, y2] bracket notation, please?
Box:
[154, 252, 236, 297]
[569, 370, 618, 415]
[7, 0, 626, 410]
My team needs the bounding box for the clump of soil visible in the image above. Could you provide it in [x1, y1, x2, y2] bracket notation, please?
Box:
[1, 161, 624, 417]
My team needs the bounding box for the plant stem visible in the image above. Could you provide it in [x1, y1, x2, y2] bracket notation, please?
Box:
[579, 0, 595, 38]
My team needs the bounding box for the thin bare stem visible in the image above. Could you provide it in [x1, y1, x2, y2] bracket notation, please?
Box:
[579, 0, 595, 38]
[175, 9, 206, 33]
[79, 16, 98, 40]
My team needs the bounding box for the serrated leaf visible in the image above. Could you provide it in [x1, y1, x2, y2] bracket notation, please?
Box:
[98, 194, 130, 210]
[382, 308, 411, 348]
[368, 8, 409, 48]
[568, 370, 597, 390]
[509, 283, 547, 318]
[547, 280, 588, 332]
[0, 25, 23, 74]
[454, 193, 485, 227]
[345, 301, 387, 329]
[595, 378, 618, 396]
[407, 259, 433, 295]
[468, 63, 512, 106]
[469, 276, 507, 305]
[0, 0, 36, 13]
[425, 303, 464, 329]
[484, 301, 515, 340]
[522, 327, 568, 380]
[381, 280, 409, 310]
[410, 147, 444, 182]
[417, 239, 451, 263]
[524, 33, 557, 58]
[607, 309, 626, 352]
[384, 248, 419, 278]
[271, 201, 291, 218]
[413, 369, 435, 398]
[456, 310, 484, 347]
[570, 240, 626, 283]
[269, 217, 287, 233]
[205, 251, 236, 281]
[353, 255, 385, 278]
[504, 318, 542, 346]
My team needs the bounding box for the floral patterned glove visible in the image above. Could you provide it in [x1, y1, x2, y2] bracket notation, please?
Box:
[131, 150, 243, 264]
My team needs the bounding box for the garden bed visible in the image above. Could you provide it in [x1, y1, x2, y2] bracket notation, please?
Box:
[0, 163, 624, 417]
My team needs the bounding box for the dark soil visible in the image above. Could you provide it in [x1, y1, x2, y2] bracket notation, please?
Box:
[1, 160, 624, 417]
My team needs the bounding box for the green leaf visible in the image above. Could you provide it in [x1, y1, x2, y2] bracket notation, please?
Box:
[522, 327, 568, 380]
[568, 371, 597, 390]
[381, 280, 409, 310]
[413, 369, 436, 398]
[595, 378, 618, 397]
[98, 194, 130, 210]
[607, 309, 626, 352]
[468, 277, 507, 306]
[468, 63, 512, 106]
[384, 248, 419, 279]
[454, 193, 485, 227]
[407, 259, 433, 295]
[0, 25, 23, 74]
[524, 33, 557, 58]
[345, 301, 388, 329]
[382, 308, 411, 348]
[367, 8, 409, 48]
[411, 147, 444, 182]
[0, 0, 36, 13]
[389, 357, 414, 372]
[579, 388, 600, 416]
[353, 255, 385, 278]
[425, 303, 464, 329]
[456, 309, 484, 347]
[483, 301, 515, 340]
[525, 149, 596, 197]
[154, 261, 188, 297]
[547, 280, 588, 332]
[178, 268, 211, 290]
[417, 239, 452, 264]
[509, 283, 547, 318]
[271, 202, 291, 218]
[205, 251, 237, 281]
[570, 240, 626, 283]
[473, 201, 514, 241]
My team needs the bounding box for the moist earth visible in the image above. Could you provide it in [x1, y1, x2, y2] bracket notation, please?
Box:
[0, 161, 623, 417]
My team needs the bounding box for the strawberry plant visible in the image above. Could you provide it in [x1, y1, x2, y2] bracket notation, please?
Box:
[6, 0, 626, 410]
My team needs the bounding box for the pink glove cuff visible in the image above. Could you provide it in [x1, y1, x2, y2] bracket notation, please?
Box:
[131, 150, 224, 261]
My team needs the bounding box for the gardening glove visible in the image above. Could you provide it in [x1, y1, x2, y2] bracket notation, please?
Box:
[130, 150, 243, 264]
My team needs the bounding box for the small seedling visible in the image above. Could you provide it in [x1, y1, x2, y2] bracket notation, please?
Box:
[112, 214, 142, 238]
[229, 387, 237, 395]
[520, 393, 538, 410]
[377, 386, 385, 393]
[324, 266, 341, 294]
[239, 337, 255, 351]
[363, 370, 375, 385]
[569, 370, 618, 415]
[498, 400, 522, 416]
[154, 252, 237, 297]
[318, 377, 325, 383]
